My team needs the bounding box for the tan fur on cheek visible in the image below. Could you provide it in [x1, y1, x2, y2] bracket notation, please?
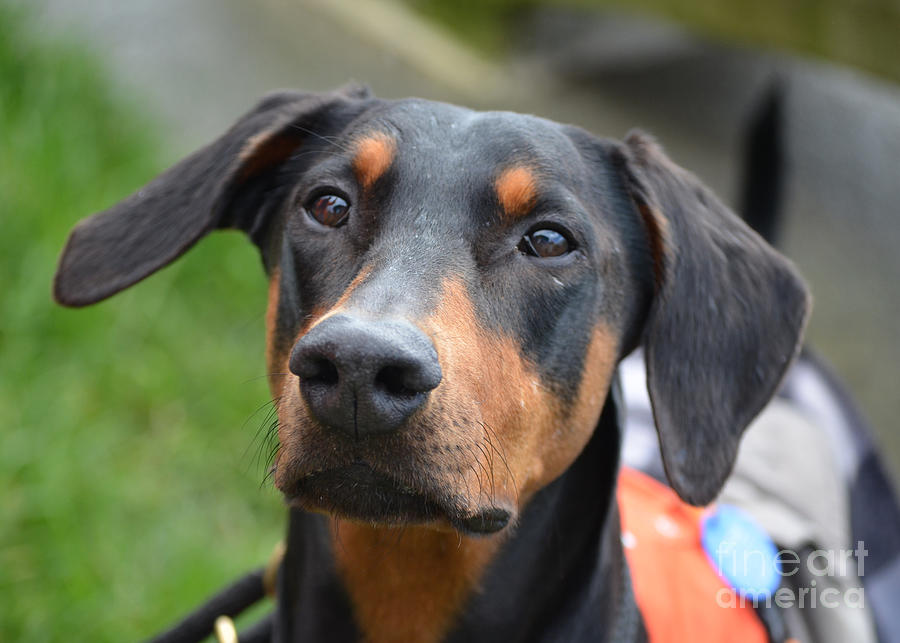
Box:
[424, 284, 619, 505]
[353, 134, 395, 190]
[265, 269, 283, 397]
[423, 279, 562, 505]
[535, 325, 618, 487]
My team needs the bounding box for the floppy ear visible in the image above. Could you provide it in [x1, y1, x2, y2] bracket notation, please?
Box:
[612, 132, 811, 506]
[53, 85, 372, 307]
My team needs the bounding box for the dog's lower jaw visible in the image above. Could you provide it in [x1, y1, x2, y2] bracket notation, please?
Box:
[275, 461, 516, 641]
[331, 521, 505, 643]
[277, 459, 516, 537]
[274, 398, 639, 643]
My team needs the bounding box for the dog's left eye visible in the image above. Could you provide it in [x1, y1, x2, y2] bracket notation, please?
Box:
[306, 194, 350, 227]
[518, 228, 571, 258]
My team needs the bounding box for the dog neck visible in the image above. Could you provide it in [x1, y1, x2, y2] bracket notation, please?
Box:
[328, 521, 503, 643]
[273, 394, 641, 643]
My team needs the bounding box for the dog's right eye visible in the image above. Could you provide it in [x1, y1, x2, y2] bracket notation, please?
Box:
[306, 194, 350, 227]
[518, 228, 572, 258]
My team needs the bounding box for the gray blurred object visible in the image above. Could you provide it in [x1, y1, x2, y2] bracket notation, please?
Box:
[621, 347, 896, 642]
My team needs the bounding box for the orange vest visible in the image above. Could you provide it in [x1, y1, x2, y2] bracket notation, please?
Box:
[617, 467, 768, 643]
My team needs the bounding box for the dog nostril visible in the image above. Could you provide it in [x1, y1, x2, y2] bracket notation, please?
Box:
[305, 357, 339, 387]
[375, 365, 416, 397]
[290, 316, 442, 436]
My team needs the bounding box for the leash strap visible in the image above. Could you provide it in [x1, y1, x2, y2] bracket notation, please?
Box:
[147, 568, 266, 643]
[147, 544, 284, 643]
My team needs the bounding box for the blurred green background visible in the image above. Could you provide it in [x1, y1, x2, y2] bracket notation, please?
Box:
[2, 0, 899, 640]
[0, 4, 282, 639]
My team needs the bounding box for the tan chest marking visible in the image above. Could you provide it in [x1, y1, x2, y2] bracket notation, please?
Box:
[332, 522, 501, 643]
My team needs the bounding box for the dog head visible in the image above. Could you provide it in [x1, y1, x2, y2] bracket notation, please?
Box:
[55, 87, 810, 535]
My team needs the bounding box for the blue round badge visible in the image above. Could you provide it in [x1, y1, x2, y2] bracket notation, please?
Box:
[700, 504, 780, 599]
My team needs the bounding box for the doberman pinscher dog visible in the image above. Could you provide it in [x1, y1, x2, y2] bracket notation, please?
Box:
[53, 85, 810, 642]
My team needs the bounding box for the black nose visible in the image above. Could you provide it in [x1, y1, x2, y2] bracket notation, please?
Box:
[289, 315, 442, 437]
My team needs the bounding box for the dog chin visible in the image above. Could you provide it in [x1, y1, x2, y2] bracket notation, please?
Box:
[280, 462, 512, 536]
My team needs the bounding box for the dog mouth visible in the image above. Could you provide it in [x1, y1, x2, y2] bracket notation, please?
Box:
[282, 462, 511, 535]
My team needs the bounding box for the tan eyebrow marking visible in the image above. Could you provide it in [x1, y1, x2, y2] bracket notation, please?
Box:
[495, 166, 539, 219]
[352, 133, 396, 190]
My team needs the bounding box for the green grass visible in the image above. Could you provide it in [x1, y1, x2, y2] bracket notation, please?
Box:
[0, 4, 284, 640]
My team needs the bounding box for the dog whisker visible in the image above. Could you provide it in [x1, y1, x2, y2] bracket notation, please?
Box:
[288, 124, 353, 153]
[471, 439, 496, 501]
[241, 396, 282, 474]
[480, 421, 518, 503]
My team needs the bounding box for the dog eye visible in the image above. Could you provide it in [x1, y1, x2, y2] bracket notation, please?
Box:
[306, 194, 350, 227]
[518, 228, 571, 258]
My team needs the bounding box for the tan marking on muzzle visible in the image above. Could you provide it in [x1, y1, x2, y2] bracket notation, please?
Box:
[299, 264, 374, 339]
[423, 280, 620, 502]
[422, 278, 550, 503]
[539, 324, 618, 485]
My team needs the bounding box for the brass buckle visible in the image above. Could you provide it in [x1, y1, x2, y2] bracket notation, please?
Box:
[214, 615, 238, 643]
